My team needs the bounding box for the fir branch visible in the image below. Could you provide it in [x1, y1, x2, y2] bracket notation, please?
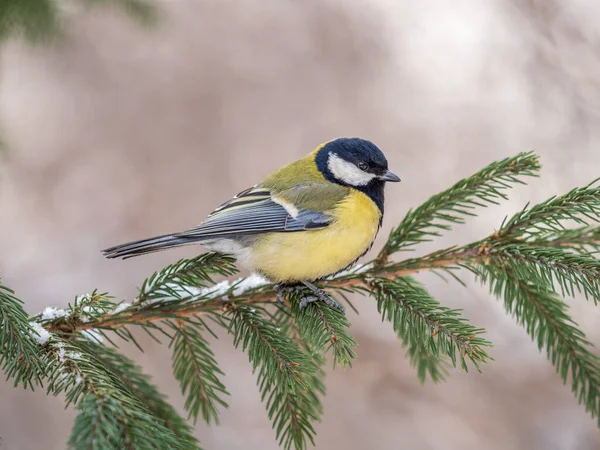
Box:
[169, 319, 229, 425]
[404, 339, 450, 383]
[0, 283, 45, 388]
[51, 255, 241, 336]
[39, 290, 123, 339]
[80, 0, 159, 27]
[69, 395, 189, 450]
[78, 341, 201, 448]
[0, 0, 62, 43]
[0, 0, 158, 44]
[270, 307, 327, 434]
[487, 244, 600, 304]
[40, 337, 185, 449]
[226, 305, 320, 450]
[385, 246, 480, 275]
[279, 319, 326, 450]
[274, 310, 326, 449]
[478, 266, 600, 424]
[288, 293, 357, 368]
[137, 253, 238, 304]
[377, 152, 540, 262]
[70, 247, 483, 333]
[528, 226, 600, 253]
[371, 277, 491, 373]
[499, 180, 600, 239]
[275, 308, 328, 393]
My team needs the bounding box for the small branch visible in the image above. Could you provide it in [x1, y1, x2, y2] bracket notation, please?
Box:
[527, 227, 600, 251]
[479, 266, 600, 422]
[382, 289, 472, 352]
[170, 320, 228, 425]
[377, 151, 540, 261]
[71, 247, 482, 333]
[372, 276, 490, 372]
[498, 181, 600, 240]
[232, 305, 298, 371]
[487, 245, 600, 302]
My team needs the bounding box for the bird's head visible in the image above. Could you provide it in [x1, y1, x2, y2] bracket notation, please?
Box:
[314, 137, 400, 187]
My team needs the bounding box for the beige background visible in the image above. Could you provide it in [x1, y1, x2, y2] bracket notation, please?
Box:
[1, 0, 600, 449]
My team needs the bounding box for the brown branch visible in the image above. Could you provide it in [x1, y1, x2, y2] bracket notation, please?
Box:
[68, 246, 482, 334]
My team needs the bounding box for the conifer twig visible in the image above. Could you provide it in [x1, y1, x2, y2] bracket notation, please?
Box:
[372, 276, 490, 372]
[77, 340, 201, 447]
[169, 319, 229, 425]
[0, 283, 46, 388]
[377, 151, 540, 263]
[63, 247, 482, 332]
[478, 266, 600, 425]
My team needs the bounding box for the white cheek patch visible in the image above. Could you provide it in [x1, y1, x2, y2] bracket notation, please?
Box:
[327, 153, 376, 186]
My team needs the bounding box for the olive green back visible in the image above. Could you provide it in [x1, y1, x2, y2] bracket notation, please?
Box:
[259, 154, 350, 212]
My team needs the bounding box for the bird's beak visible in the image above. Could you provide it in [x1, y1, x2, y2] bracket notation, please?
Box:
[379, 170, 401, 182]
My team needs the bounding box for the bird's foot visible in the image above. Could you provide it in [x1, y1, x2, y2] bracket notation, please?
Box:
[275, 282, 344, 313]
[275, 285, 290, 308]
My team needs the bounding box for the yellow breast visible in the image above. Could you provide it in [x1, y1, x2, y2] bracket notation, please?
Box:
[249, 190, 381, 283]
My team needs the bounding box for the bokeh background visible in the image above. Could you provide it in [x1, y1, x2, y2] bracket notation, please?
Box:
[1, 0, 600, 449]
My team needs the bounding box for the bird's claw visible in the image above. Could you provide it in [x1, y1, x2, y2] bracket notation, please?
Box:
[276, 283, 345, 313]
[275, 287, 287, 308]
[298, 294, 344, 312]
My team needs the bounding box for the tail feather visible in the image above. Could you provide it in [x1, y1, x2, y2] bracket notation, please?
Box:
[102, 234, 196, 259]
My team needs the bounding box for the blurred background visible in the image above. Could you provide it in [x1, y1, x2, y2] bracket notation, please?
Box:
[1, 0, 600, 448]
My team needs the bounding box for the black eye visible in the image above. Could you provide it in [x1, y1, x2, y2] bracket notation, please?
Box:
[358, 162, 369, 171]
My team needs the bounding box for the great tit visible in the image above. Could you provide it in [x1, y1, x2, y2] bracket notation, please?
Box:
[102, 137, 400, 310]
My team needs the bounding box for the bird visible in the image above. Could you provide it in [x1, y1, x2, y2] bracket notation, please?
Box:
[102, 137, 400, 311]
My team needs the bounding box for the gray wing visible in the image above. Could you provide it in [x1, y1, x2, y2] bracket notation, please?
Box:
[175, 186, 332, 239]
